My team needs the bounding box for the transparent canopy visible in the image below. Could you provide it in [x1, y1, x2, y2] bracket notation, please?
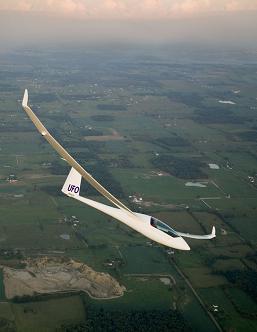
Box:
[150, 217, 179, 237]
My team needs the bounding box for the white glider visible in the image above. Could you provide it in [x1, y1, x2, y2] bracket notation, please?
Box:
[22, 89, 216, 251]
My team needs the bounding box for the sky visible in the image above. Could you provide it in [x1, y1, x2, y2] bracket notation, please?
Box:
[1, 1, 257, 49]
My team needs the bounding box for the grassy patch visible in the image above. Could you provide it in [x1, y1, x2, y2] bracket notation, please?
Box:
[11, 295, 85, 332]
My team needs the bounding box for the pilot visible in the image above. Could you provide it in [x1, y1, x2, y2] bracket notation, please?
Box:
[150, 217, 157, 228]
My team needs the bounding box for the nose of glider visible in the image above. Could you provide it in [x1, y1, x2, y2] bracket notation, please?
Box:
[173, 237, 190, 251]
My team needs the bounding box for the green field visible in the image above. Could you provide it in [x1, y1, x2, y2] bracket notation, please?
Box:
[199, 287, 257, 332]
[0, 45, 257, 331]
[0, 296, 85, 332]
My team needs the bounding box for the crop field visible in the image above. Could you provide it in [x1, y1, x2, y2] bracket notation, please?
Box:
[89, 277, 173, 311]
[199, 287, 257, 332]
[0, 45, 257, 331]
[12, 295, 85, 332]
[120, 246, 173, 274]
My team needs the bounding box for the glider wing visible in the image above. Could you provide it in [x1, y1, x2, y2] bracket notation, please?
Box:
[22, 89, 133, 215]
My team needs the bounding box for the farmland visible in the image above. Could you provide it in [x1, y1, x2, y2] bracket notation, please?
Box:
[0, 45, 257, 331]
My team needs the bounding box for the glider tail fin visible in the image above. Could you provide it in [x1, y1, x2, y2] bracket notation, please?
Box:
[211, 226, 216, 238]
[62, 167, 82, 197]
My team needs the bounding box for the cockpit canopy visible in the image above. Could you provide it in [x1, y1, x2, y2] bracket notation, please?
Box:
[150, 217, 179, 237]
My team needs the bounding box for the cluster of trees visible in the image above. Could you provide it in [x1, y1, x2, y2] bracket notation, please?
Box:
[12, 290, 75, 303]
[246, 251, 257, 266]
[91, 115, 115, 122]
[221, 269, 257, 302]
[84, 129, 103, 136]
[59, 307, 190, 332]
[238, 130, 257, 142]
[0, 249, 23, 260]
[38, 113, 68, 123]
[40, 184, 64, 197]
[64, 141, 106, 154]
[154, 136, 190, 149]
[49, 141, 103, 177]
[72, 150, 98, 162]
[79, 162, 125, 198]
[166, 90, 202, 108]
[50, 160, 70, 176]
[31, 93, 57, 103]
[0, 82, 17, 92]
[0, 123, 35, 132]
[62, 94, 102, 101]
[0, 318, 14, 331]
[46, 157, 125, 198]
[194, 108, 245, 124]
[43, 123, 126, 198]
[107, 156, 134, 169]
[152, 154, 207, 179]
[97, 104, 127, 111]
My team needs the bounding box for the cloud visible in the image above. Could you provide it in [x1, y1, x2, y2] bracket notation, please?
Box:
[225, 1, 257, 11]
[0, 0, 257, 19]
[0, 1, 32, 11]
[0, 0, 87, 15]
[47, 0, 86, 14]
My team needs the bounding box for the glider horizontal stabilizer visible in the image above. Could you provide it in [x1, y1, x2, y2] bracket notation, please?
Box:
[174, 226, 216, 240]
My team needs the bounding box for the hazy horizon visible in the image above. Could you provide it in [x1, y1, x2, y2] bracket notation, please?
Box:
[1, 1, 257, 51]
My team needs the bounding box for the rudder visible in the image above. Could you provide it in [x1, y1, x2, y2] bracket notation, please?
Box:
[62, 167, 82, 197]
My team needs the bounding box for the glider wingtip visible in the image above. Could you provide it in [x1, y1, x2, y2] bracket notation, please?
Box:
[212, 226, 216, 237]
[22, 89, 29, 108]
